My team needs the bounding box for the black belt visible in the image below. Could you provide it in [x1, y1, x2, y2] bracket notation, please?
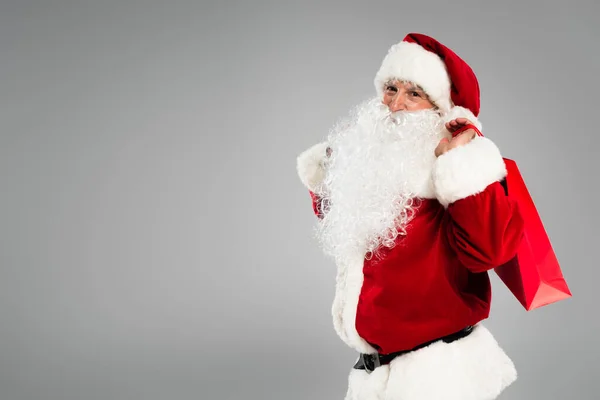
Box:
[354, 325, 474, 373]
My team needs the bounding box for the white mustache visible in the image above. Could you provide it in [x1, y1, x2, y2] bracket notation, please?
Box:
[388, 109, 441, 124]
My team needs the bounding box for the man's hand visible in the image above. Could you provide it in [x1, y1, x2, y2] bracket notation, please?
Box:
[435, 118, 478, 157]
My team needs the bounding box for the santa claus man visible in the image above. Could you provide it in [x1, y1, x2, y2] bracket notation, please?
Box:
[296, 33, 525, 400]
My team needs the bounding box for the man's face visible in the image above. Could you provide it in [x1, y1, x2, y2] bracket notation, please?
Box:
[382, 80, 435, 112]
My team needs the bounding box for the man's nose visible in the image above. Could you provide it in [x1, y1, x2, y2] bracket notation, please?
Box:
[387, 93, 407, 112]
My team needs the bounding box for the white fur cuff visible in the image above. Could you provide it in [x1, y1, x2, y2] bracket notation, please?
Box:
[296, 142, 329, 192]
[432, 136, 507, 208]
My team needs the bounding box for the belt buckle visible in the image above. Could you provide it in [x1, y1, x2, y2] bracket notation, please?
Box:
[361, 353, 381, 373]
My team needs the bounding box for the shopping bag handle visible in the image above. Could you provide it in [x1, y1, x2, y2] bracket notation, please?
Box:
[450, 124, 483, 138]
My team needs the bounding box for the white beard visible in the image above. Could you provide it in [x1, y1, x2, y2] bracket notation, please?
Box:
[315, 98, 447, 265]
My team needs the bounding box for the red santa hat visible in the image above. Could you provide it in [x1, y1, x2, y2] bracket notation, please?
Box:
[374, 33, 482, 129]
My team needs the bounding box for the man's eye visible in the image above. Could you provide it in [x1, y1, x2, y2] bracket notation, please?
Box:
[410, 91, 421, 97]
[386, 86, 397, 93]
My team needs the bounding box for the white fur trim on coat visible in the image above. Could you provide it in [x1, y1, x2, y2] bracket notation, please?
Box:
[432, 136, 507, 208]
[332, 253, 378, 355]
[344, 324, 517, 400]
[296, 142, 329, 192]
[374, 41, 452, 113]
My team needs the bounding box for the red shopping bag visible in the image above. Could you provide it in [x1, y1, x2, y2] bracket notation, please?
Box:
[494, 158, 572, 310]
[451, 124, 571, 310]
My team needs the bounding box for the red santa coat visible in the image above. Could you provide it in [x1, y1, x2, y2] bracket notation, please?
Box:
[350, 182, 522, 354]
[298, 123, 525, 400]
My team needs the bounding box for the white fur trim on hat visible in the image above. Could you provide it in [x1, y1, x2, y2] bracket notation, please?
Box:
[432, 136, 507, 208]
[296, 142, 329, 192]
[374, 41, 452, 113]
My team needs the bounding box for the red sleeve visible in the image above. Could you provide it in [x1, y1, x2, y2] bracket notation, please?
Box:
[432, 134, 525, 273]
[444, 181, 524, 273]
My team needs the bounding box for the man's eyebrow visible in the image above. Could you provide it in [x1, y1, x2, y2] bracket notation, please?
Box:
[404, 83, 425, 92]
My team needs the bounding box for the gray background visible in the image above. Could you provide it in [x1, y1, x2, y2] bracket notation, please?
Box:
[0, 0, 597, 399]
